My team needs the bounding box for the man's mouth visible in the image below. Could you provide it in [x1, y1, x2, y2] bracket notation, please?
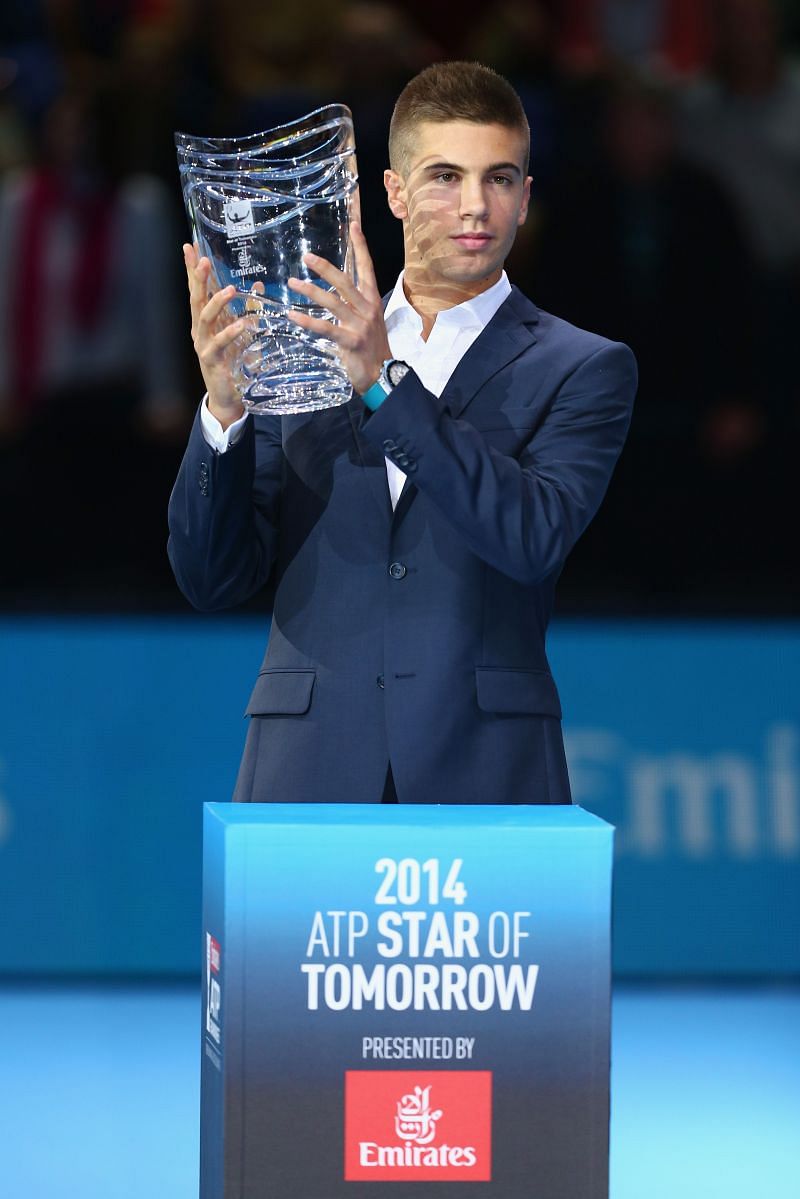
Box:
[451, 233, 493, 250]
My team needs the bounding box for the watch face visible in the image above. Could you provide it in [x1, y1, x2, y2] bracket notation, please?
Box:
[387, 359, 411, 387]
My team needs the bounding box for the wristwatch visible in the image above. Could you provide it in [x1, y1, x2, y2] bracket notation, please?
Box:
[362, 358, 411, 412]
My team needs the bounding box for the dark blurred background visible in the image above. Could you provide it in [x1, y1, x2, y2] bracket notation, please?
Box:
[0, 0, 797, 616]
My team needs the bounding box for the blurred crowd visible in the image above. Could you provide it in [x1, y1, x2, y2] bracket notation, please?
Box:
[0, 0, 797, 613]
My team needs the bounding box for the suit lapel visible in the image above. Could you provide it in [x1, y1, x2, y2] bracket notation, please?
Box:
[438, 287, 539, 420]
[392, 288, 539, 525]
[345, 286, 540, 523]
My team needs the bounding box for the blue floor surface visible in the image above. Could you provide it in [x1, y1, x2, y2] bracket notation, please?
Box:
[1, 983, 797, 1199]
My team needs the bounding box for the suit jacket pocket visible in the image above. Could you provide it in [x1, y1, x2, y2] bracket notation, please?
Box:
[475, 667, 562, 718]
[245, 669, 316, 716]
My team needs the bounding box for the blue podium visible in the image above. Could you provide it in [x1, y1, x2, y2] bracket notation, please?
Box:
[201, 803, 613, 1198]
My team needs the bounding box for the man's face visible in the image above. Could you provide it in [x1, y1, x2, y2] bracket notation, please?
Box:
[385, 120, 531, 292]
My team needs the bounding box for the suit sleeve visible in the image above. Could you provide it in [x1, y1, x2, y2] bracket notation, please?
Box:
[361, 341, 637, 585]
[167, 405, 284, 610]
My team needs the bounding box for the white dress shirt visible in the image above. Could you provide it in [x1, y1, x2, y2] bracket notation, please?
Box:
[200, 270, 512, 508]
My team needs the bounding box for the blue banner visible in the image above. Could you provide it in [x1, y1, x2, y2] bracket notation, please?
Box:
[550, 624, 800, 974]
[0, 618, 797, 975]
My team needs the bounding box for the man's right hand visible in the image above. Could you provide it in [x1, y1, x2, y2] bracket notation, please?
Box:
[183, 242, 247, 431]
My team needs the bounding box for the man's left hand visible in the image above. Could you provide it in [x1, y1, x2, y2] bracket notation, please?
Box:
[286, 222, 392, 396]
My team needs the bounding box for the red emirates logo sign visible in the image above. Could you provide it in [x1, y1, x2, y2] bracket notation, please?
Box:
[344, 1070, 492, 1181]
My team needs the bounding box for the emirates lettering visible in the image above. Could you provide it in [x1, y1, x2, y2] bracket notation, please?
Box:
[359, 1143, 478, 1168]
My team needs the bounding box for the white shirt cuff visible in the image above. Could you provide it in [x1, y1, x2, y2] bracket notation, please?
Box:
[200, 395, 249, 452]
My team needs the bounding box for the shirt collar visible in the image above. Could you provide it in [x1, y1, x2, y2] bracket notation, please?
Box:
[384, 270, 512, 335]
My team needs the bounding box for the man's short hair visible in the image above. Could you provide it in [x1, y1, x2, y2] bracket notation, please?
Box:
[389, 61, 530, 177]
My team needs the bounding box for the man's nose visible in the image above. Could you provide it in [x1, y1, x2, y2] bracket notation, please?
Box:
[459, 179, 489, 220]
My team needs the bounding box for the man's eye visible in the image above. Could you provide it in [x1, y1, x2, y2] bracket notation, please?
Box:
[435, 172, 456, 183]
[491, 175, 512, 186]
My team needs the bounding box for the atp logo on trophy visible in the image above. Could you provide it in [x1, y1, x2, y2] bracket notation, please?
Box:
[345, 1070, 492, 1181]
[223, 199, 255, 239]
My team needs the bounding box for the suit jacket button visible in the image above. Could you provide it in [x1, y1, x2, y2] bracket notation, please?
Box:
[376, 674, 385, 689]
[382, 439, 397, 452]
[388, 562, 407, 580]
[405, 460, 418, 473]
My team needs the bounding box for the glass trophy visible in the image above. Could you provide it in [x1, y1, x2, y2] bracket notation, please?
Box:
[175, 105, 358, 414]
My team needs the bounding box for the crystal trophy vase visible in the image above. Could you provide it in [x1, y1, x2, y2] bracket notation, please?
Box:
[175, 105, 358, 414]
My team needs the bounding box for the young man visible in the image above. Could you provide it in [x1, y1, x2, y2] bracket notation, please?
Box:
[169, 61, 637, 805]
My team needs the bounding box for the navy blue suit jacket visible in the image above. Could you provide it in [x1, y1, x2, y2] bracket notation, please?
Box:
[168, 286, 637, 804]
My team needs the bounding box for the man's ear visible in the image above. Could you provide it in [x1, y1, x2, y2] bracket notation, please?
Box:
[517, 175, 533, 226]
[384, 169, 408, 221]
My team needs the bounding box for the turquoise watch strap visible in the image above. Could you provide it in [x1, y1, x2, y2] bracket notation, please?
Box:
[362, 380, 388, 412]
